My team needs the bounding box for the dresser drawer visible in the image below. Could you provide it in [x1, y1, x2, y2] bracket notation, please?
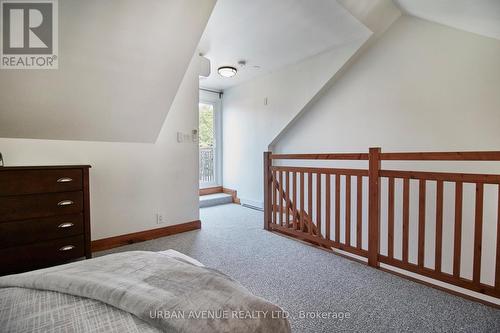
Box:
[0, 235, 85, 275]
[0, 191, 83, 222]
[0, 169, 82, 196]
[0, 214, 84, 248]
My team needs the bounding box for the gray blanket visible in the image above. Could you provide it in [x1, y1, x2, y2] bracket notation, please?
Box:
[0, 251, 290, 333]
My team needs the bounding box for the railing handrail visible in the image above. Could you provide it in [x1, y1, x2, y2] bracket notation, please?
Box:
[270, 153, 368, 160]
[270, 150, 500, 161]
[380, 151, 500, 161]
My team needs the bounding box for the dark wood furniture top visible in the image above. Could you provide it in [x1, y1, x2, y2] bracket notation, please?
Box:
[0, 165, 91, 275]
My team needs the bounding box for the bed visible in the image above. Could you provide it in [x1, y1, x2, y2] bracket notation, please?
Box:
[0, 250, 291, 333]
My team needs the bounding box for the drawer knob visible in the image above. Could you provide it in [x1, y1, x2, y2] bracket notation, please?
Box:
[58, 222, 74, 228]
[59, 245, 75, 251]
[57, 177, 73, 183]
[58, 200, 74, 206]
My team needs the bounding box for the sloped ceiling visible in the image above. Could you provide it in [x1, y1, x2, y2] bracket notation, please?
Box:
[0, 0, 216, 142]
[269, 0, 402, 148]
[395, 0, 500, 40]
[198, 0, 371, 91]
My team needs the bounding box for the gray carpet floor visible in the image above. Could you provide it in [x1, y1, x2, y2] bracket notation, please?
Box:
[97, 204, 500, 332]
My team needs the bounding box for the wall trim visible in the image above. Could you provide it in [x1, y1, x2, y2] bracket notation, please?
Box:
[91, 220, 201, 252]
[199, 186, 241, 204]
[222, 187, 241, 204]
[199, 186, 223, 196]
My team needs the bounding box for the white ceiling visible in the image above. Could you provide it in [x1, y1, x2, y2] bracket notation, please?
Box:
[0, 0, 216, 142]
[198, 0, 372, 91]
[395, 0, 500, 40]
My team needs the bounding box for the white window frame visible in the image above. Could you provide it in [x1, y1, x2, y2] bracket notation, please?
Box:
[199, 90, 222, 189]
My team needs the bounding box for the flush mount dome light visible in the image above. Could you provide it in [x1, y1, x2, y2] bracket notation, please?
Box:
[218, 66, 237, 78]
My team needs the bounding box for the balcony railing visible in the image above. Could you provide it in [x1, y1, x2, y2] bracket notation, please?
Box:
[264, 148, 500, 303]
[200, 147, 215, 183]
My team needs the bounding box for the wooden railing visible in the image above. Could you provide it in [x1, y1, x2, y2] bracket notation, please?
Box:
[263, 149, 500, 302]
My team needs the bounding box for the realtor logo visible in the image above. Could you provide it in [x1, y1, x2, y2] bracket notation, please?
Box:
[1, 0, 58, 69]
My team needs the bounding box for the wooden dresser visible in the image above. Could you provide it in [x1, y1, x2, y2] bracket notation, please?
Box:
[0, 166, 91, 275]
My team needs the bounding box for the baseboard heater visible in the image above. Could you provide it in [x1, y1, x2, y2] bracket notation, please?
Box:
[240, 199, 263, 211]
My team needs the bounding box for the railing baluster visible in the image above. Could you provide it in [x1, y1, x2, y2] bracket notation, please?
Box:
[293, 172, 297, 230]
[317, 173, 322, 237]
[285, 171, 290, 228]
[388, 177, 395, 259]
[326, 174, 331, 240]
[453, 182, 463, 278]
[335, 173, 341, 243]
[273, 170, 277, 226]
[300, 172, 305, 232]
[403, 178, 410, 263]
[308, 173, 313, 235]
[279, 171, 283, 226]
[418, 179, 426, 269]
[345, 175, 351, 246]
[435, 180, 444, 272]
[473, 183, 484, 286]
[357, 176, 363, 250]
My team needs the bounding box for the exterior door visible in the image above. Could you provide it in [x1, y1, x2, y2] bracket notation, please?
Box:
[199, 97, 221, 188]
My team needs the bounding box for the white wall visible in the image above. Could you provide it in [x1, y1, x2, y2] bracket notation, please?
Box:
[0, 0, 215, 143]
[273, 16, 500, 303]
[221, 39, 367, 207]
[0, 55, 201, 240]
[274, 16, 500, 154]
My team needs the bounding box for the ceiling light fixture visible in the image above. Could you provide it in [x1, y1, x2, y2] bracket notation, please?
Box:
[218, 66, 237, 78]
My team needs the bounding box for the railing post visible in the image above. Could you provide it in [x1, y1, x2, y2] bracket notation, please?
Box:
[263, 151, 272, 230]
[368, 147, 381, 268]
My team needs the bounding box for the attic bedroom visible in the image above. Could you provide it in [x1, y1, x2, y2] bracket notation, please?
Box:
[0, 0, 499, 332]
